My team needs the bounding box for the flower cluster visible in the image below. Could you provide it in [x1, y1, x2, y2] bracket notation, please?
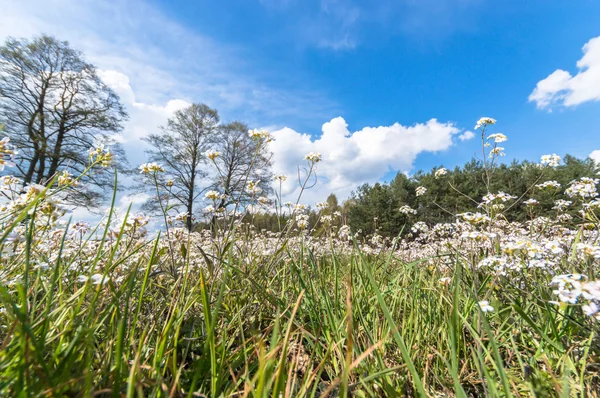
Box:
[552, 199, 572, 211]
[89, 144, 113, 168]
[248, 129, 274, 142]
[0, 137, 17, 170]
[415, 186, 427, 196]
[246, 180, 262, 195]
[411, 221, 429, 234]
[565, 177, 599, 199]
[315, 202, 329, 211]
[576, 243, 600, 259]
[457, 212, 490, 225]
[58, 170, 77, 187]
[487, 133, 507, 143]
[523, 198, 539, 206]
[138, 162, 165, 174]
[304, 152, 322, 163]
[273, 174, 287, 183]
[296, 214, 309, 229]
[478, 191, 516, 211]
[489, 147, 505, 157]
[551, 274, 600, 320]
[399, 205, 417, 215]
[536, 180, 562, 190]
[338, 225, 352, 241]
[206, 150, 220, 160]
[434, 168, 448, 178]
[540, 154, 561, 167]
[205, 190, 227, 201]
[475, 117, 496, 129]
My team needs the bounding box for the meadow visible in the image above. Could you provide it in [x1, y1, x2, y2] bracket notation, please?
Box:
[0, 118, 599, 397]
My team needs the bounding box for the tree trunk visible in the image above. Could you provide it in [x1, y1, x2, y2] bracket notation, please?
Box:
[31, 85, 48, 184]
[24, 109, 41, 185]
[24, 152, 39, 186]
[47, 121, 66, 179]
[36, 141, 47, 184]
[186, 168, 195, 232]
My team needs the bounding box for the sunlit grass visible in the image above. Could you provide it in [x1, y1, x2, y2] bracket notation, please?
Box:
[0, 204, 598, 396]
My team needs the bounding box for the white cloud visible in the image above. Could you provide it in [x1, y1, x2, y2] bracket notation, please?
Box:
[66, 205, 101, 223]
[120, 193, 152, 206]
[269, 117, 462, 202]
[98, 70, 189, 142]
[458, 130, 475, 141]
[589, 150, 600, 164]
[91, 70, 191, 169]
[530, 36, 600, 109]
[0, 0, 336, 126]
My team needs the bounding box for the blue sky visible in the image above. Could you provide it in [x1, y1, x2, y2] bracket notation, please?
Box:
[2, 0, 600, 205]
[151, 0, 600, 164]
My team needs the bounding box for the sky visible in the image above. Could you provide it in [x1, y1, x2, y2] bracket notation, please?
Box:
[1, 0, 600, 211]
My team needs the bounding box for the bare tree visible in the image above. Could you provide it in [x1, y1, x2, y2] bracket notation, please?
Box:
[0, 34, 128, 208]
[142, 103, 218, 230]
[211, 121, 273, 210]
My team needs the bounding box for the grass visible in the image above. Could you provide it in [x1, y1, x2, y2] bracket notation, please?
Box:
[0, 204, 599, 397]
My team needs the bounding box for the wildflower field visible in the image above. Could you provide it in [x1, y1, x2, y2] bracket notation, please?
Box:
[1, 118, 600, 397]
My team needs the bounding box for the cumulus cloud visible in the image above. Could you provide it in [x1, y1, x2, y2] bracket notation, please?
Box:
[458, 130, 475, 141]
[120, 193, 152, 206]
[529, 36, 600, 109]
[269, 117, 462, 202]
[98, 70, 189, 141]
[95, 70, 191, 169]
[589, 150, 600, 165]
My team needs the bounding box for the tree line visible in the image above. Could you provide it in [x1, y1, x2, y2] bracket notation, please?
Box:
[347, 155, 598, 238]
[199, 154, 597, 237]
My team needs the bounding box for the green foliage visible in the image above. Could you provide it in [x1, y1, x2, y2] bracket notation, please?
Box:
[347, 155, 599, 237]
